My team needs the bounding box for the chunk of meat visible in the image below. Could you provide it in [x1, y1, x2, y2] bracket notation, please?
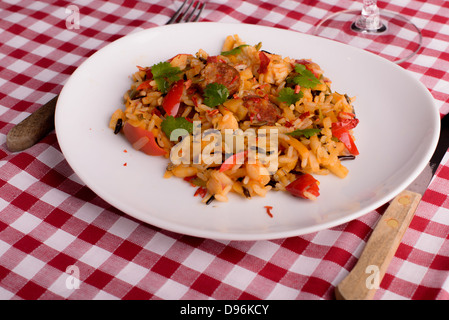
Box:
[199, 62, 240, 96]
[243, 95, 281, 125]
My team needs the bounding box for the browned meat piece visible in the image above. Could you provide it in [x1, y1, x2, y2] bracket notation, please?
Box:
[199, 62, 240, 96]
[243, 95, 281, 125]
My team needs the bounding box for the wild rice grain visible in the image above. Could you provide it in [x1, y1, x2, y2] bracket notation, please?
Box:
[114, 119, 123, 134]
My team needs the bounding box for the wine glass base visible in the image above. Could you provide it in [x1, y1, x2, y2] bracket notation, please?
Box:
[351, 21, 387, 34]
[314, 9, 422, 64]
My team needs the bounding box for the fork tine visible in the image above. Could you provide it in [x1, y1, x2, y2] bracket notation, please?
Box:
[166, 0, 204, 25]
[183, 1, 199, 22]
[191, 2, 205, 22]
[166, 0, 188, 25]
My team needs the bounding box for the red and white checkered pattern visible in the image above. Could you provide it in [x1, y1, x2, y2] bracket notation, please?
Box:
[1, 0, 448, 300]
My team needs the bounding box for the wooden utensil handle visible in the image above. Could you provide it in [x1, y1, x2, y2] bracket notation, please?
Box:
[335, 190, 421, 300]
[6, 95, 58, 152]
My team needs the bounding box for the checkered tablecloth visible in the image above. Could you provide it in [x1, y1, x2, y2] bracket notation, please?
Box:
[1, 0, 449, 301]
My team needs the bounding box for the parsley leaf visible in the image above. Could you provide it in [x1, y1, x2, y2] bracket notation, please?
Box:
[151, 61, 182, 80]
[286, 128, 321, 138]
[288, 64, 321, 89]
[278, 87, 303, 105]
[151, 61, 182, 94]
[161, 116, 193, 140]
[203, 83, 229, 108]
[221, 44, 249, 56]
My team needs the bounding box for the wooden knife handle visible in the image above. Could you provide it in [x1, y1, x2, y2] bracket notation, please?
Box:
[6, 95, 58, 152]
[335, 190, 421, 300]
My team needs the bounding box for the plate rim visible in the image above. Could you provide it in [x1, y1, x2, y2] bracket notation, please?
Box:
[55, 22, 440, 240]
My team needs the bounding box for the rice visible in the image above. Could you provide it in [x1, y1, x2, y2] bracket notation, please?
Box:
[110, 34, 360, 203]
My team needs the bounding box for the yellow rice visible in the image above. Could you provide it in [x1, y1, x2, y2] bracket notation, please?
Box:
[109, 34, 359, 203]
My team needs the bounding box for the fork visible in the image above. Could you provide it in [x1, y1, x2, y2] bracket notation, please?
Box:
[166, 0, 206, 24]
[5, 0, 206, 152]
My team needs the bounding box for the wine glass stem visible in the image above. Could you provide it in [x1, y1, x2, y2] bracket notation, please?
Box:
[352, 0, 386, 33]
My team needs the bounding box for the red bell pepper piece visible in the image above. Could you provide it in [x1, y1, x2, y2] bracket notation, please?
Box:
[285, 174, 320, 199]
[136, 80, 152, 91]
[136, 66, 153, 81]
[123, 122, 166, 156]
[146, 68, 153, 80]
[333, 129, 359, 156]
[258, 51, 270, 74]
[167, 53, 193, 62]
[338, 112, 356, 121]
[295, 59, 311, 66]
[219, 151, 247, 172]
[194, 187, 207, 198]
[162, 79, 184, 116]
[331, 118, 359, 156]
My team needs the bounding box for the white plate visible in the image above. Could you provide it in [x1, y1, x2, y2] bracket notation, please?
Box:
[55, 22, 440, 241]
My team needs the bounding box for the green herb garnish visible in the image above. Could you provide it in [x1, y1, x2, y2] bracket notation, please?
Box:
[151, 61, 182, 94]
[221, 44, 249, 56]
[203, 83, 229, 108]
[287, 128, 321, 138]
[278, 87, 303, 105]
[161, 116, 193, 140]
[289, 64, 321, 89]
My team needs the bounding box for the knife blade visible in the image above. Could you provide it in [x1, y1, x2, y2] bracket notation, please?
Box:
[335, 113, 449, 300]
[408, 114, 449, 194]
